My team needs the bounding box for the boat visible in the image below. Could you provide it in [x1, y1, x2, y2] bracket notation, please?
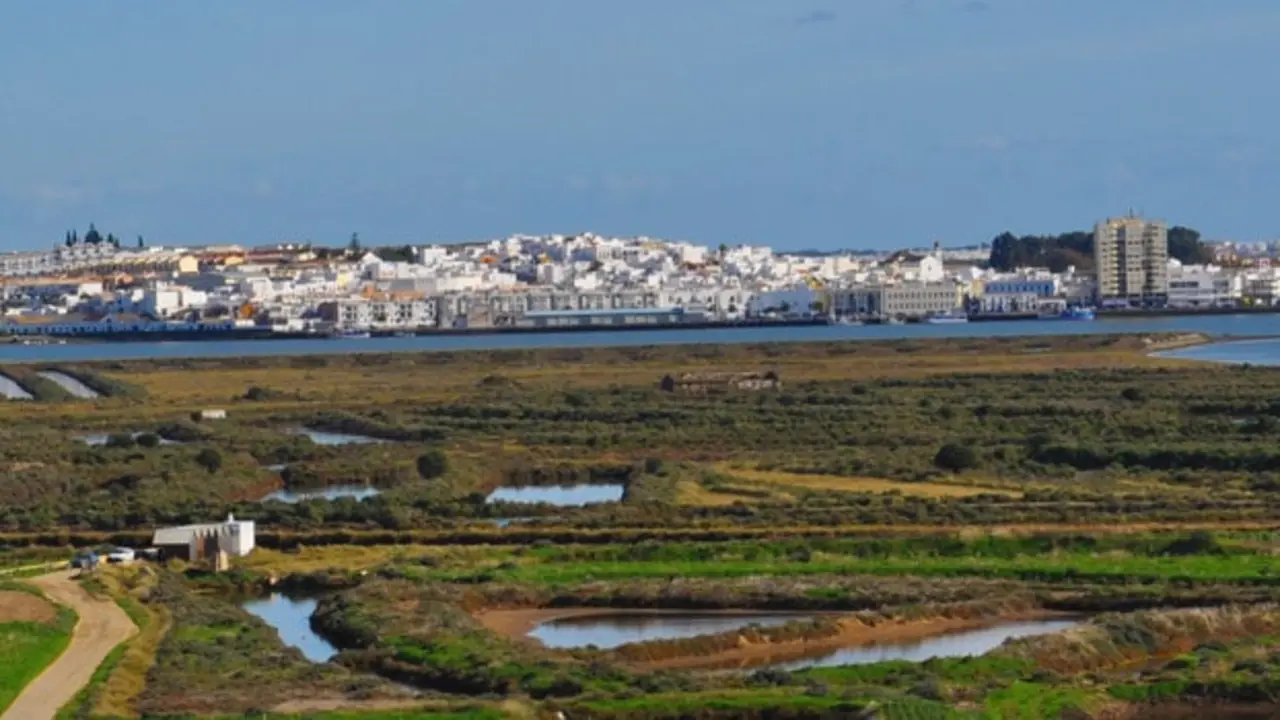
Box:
[925, 310, 969, 325]
[1058, 307, 1096, 321]
[334, 330, 371, 339]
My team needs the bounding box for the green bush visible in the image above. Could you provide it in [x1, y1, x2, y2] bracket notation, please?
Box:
[934, 443, 978, 473]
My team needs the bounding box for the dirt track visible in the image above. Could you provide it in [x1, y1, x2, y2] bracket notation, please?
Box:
[2, 572, 137, 720]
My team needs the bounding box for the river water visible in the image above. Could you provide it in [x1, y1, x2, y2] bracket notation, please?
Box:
[3, 314, 1280, 363]
[1157, 337, 1280, 365]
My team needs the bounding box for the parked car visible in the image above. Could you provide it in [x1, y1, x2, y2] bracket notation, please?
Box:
[70, 551, 99, 571]
[105, 547, 135, 564]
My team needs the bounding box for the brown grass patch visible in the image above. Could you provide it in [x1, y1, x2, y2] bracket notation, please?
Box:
[714, 464, 1020, 498]
[0, 589, 56, 623]
[675, 480, 772, 506]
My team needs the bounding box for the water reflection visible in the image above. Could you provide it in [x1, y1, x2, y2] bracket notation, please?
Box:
[531, 612, 800, 649]
[261, 485, 381, 503]
[772, 619, 1082, 671]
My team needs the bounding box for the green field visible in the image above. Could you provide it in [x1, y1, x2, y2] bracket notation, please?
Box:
[0, 599, 76, 714]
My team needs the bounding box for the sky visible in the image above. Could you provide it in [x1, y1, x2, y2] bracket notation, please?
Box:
[2, 0, 1278, 251]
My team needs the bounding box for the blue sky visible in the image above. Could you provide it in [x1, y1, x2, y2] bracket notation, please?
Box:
[1, 0, 1277, 251]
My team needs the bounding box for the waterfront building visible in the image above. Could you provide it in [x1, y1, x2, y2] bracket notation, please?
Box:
[1166, 262, 1242, 308]
[1094, 215, 1169, 305]
[828, 282, 963, 319]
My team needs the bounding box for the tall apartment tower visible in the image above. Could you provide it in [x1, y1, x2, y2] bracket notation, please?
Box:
[1093, 214, 1169, 305]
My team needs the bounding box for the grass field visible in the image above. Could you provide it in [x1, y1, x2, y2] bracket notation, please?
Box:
[0, 589, 76, 715]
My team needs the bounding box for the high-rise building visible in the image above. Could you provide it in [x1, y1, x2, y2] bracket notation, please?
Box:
[1093, 215, 1168, 304]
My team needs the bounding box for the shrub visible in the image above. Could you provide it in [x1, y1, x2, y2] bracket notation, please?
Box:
[195, 448, 222, 474]
[416, 450, 448, 480]
[135, 433, 161, 449]
[1121, 387, 1146, 402]
[934, 443, 979, 472]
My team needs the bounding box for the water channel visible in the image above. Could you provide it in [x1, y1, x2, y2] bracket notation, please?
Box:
[79, 432, 181, 446]
[261, 485, 382, 503]
[241, 594, 337, 663]
[530, 612, 802, 650]
[36, 370, 101, 398]
[291, 428, 388, 445]
[486, 484, 625, 506]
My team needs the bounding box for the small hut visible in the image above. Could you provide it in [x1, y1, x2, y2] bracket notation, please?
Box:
[660, 371, 781, 395]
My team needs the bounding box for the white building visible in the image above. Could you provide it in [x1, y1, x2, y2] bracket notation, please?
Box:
[1166, 262, 1242, 308]
[151, 514, 255, 562]
[829, 282, 962, 319]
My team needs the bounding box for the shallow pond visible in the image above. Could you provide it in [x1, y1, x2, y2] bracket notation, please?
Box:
[37, 371, 101, 399]
[771, 619, 1082, 671]
[241, 593, 337, 663]
[261, 485, 382, 503]
[0, 375, 33, 400]
[486, 484, 624, 506]
[530, 612, 802, 649]
[291, 428, 388, 445]
[79, 432, 180, 446]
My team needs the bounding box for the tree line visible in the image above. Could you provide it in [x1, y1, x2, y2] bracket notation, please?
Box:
[988, 226, 1212, 272]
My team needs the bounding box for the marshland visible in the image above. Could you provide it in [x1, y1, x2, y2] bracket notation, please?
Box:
[7, 333, 1280, 718]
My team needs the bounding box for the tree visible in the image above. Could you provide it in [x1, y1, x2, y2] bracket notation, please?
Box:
[195, 448, 222, 474]
[64, 231, 74, 248]
[934, 443, 979, 472]
[107, 233, 120, 248]
[1168, 226, 1214, 265]
[416, 450, 448, 479]
[84, 224, 103, 245]
[136, 235, 145, 248]
[348, 232, 362, 254]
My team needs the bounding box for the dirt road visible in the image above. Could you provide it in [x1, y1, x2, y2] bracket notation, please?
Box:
[2, 572, 137, 720]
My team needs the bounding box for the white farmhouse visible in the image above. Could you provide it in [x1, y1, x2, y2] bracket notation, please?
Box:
[152, 514, 255, 562]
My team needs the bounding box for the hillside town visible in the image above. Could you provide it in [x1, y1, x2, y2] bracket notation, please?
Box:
[0, 218, 1276, 337]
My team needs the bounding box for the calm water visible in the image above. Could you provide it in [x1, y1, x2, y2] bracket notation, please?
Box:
[1158, 337, 1280, 366]
[531, 612, 802, 649]
[771, 619, 1082, 671]
[2, 314, 1280, 363]
[261, 485, 382, 503]
[0, 375, 32, 399]
[36, 371, 101, 398]
[486, 484, 625, 506]
[79, 432, 180, 446]
[291, 428, 387, 445]
[241, 594, 337, 663]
